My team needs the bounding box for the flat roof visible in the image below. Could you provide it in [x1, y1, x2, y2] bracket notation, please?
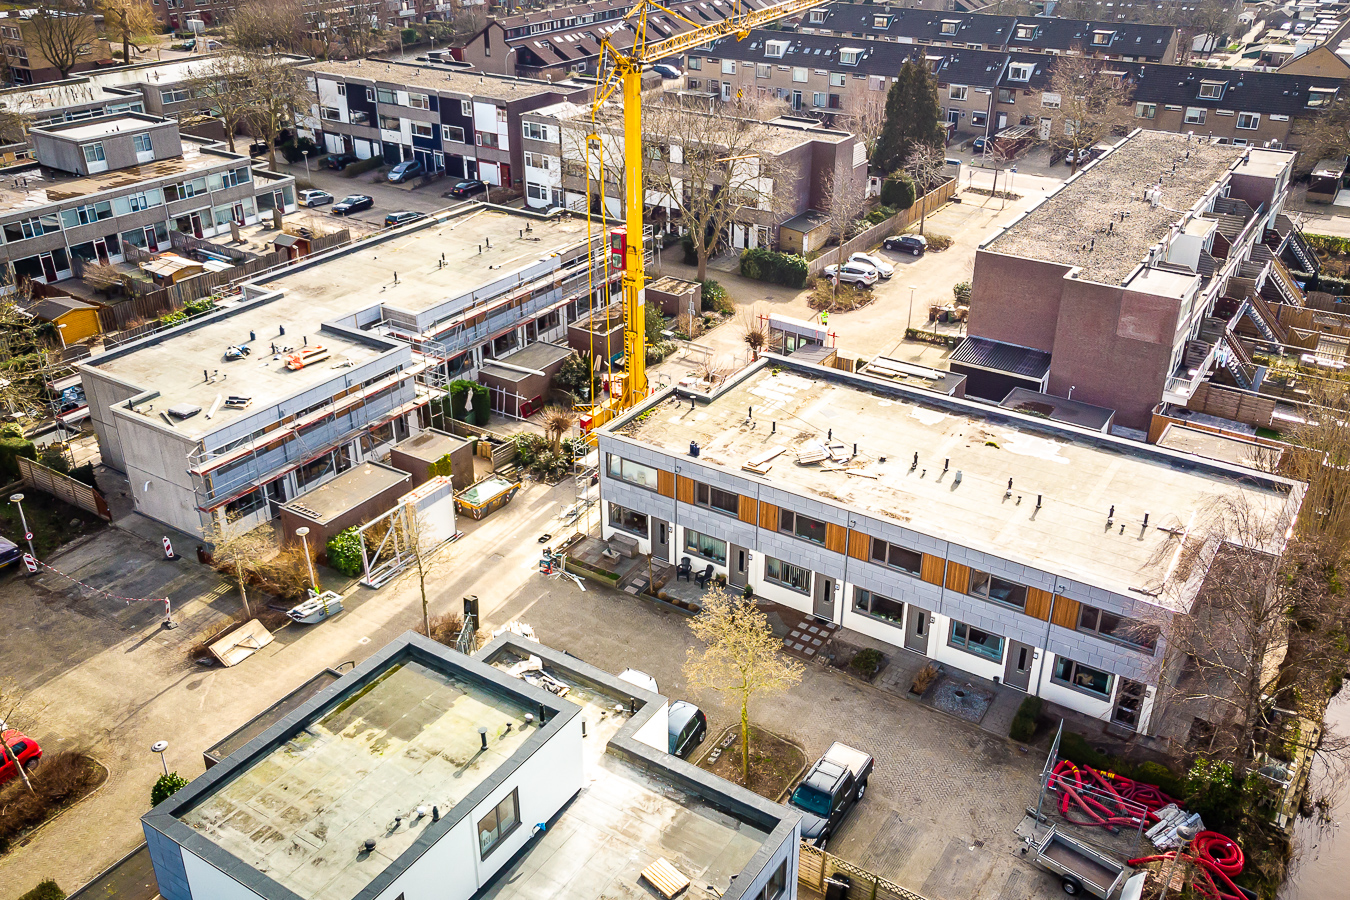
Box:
[178, 658, 537, 900]
[1155, 422, 1278, 468]
[392, 428, 470, 463]
[282, 461, 411, 523]
[42, 114, 151, 141]
[481, 340, 573, 382]
[985, 131, 1246, 285]
[613, 360, 1298, 606]
[305, 59, 575, 102]
[999, 387, 1115, 431]
[254, 207, 591, 320]
[0, 57, 225, 114]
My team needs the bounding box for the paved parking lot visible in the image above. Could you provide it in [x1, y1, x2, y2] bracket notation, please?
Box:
[274, 158, 480, 231]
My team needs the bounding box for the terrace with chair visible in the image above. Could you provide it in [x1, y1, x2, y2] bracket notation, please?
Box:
[555, 534, 731, 611]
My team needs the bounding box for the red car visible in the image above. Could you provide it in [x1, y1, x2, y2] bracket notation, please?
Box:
[0, 729, 41, 785]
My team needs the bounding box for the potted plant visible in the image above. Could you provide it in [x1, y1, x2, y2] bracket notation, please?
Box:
[910, 663, 939, 696]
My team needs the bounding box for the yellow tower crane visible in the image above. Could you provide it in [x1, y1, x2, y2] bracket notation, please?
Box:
[592, 0, 821, 412]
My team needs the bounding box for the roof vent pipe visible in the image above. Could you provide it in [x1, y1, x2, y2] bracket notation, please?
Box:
[478, 727, 488, 750]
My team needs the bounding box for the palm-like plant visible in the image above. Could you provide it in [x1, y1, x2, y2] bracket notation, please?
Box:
[541, 406, 576, 455]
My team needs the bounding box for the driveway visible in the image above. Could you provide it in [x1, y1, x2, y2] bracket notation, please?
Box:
[275, 159, 479, 231]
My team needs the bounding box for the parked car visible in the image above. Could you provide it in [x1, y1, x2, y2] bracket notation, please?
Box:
[325, 153, 358, 171]
[0, 534, 20, 568]
[883, 234, 927, 256]
[652, 63, 682, 79]
[787, 742, 873, 847]
[384, 211, 425, 227]
[972, 136, 990, 154]
[388, 160, 425, 183]
[0, 729, 41, 786]
[331, 195, 374, 215]
[667, 701, 707, 759]
[849, 251, 894, 278]
[617, 668, 659, 693]
[823, 262, 879, 286]
[297, 189, 333, 208]
[448, 179, 487, 198]
[248, 141, 269, 157]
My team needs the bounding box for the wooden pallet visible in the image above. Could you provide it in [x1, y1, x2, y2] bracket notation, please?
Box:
[641, 858, 690, 899]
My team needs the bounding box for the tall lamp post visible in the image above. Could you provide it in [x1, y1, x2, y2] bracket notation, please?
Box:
[56, 322, 67, 349]
[295, 527, 318, 593]
[907, 285, 918, 334]
[10, 493, 34, 559]
[152, 740, 170, 776]
[302, 149, 311, 181]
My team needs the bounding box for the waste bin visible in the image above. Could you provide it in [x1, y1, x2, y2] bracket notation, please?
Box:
[824, 874, 851, 900]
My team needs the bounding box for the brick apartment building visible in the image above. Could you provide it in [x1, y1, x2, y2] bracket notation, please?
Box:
[0, 8, 113, 85]
[956, 130, 1298, 430]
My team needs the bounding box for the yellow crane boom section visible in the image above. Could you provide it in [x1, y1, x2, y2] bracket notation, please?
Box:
[596, 0, 820, 412]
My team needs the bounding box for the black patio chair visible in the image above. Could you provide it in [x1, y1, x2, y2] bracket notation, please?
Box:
[694, 564, 714, 588]
[676, 557, 693, 581]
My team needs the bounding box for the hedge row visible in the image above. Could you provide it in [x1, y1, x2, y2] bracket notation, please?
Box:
[739, 248, 808, 288]
[1289, 269, 1350, 297]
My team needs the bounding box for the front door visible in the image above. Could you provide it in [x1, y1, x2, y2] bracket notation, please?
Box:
[39, 253, 57, 282]
[93, 237, 109, 264]
[144, 226, 159, 251]
[996, 111, 1007, 131]
[905, 605, 929, 654]
[812, 574, 834, 621]
[652, 519, 670, 563]
[1004, 640, 1034, 691]
[1112, 678, 1146, 731]
[729, 544, 748, 589]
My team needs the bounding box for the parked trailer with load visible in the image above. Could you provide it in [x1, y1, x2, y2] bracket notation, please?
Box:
[1023, 826, 1146, 898]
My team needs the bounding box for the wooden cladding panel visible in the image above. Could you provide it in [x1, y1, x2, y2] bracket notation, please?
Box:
[676, 475, 695, 504]
[738, 494, 758, 525]
[920, 554, 945, 586]
[657, 469, 675, 498]
[1025, 587, 1053, 621]
[1050, 596, 1081, 629]
[825, 523, 847, 554]
[759, 501, 779, 530]
[944, 562, 970, 594]
[847, 530, 870, 561]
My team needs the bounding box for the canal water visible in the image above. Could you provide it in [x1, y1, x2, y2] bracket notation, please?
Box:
[1281, 688, 1350, 899]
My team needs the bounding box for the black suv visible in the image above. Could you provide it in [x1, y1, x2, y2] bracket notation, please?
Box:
[787, 742, 873, 847]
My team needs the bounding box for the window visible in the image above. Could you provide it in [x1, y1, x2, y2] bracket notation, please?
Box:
[379, 115, 401, 130]
[336, 82, 346, 96]
[792, 67, 807, 82]
[722, 59, 736, 74]
[1041, 92, 1061, 108]
[759, 861, 788, 900]
[840, 48, 861, 65]
[408, 92, 430, 110]
[940, 20, 959, 35]
[1184, 107, 1206, 124]
[756, 63, 771, 78]
[1197, 81, 1225, 99]
[687, 78, 701, 90]
[365, 87, 375, 102]
[129, 132, 153, 154]
[998, 88, 1015, 104]
[461, 99, 472, 115]
[59, 201, 112, 228]
[765, 39, 788, 58]
[949, 85, 967, 101]
[411, 122, 433, 139]
[1091, 30, 1113, 46]
[684, 529, 727, 564]
[160, 87, 191, 104]
[3, 215, 58, 242]
[1236, 112, 1260, 130]
[523, 121, 551, 141]
[688, 56, 702, 70]
[971, 110, 987, 127]
[443, 124, 465, 143]
[477, 789, 520, 859]
[691, 482, 739, 515]
[524, 151, 550, 169]
[478, 131, 500, 148]
[320, 106, 342, 121]
[868, 538, 921, 575]
[829, 72, 845, 87]
[526, 182, 550, 201]
[1053, 657, 1113, 699]
[969, 570, 1027, 610]
[607, 455, 659, 489]
[868, 75, 885, 92]
[812, 92, 826, 108]
[1078, 606, 1159, 653]
[1015, 24, 1036, 39]
[82, 142, 105, 164]
[1308, 87, 1336, 108]
[1135, 102, 1156, 119]
[778, 509, 826, 544]
[376, 87, 397, 104]
[853, 588, 904, 625]
[949, 621, 1003, 662]
[609, 503, 648, 537]
[765, 556, 810, 593]
[1007, 63, 1033, 82]
[808, 8, 826, 24]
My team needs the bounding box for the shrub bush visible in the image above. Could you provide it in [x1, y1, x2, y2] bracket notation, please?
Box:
[151, 772, 189, 807]
[850, 648, 884, 677]
[326, 527, 364, 578]
[447, 380, 490, 425]
[864, 205, 896, 225]
[952, 281, 972, 305]
[1009, 696, 1042, 742]
[0, 423, 36, 478]
[1184, 758, 1253, 831]
[739, 248, 809, 288]
[880, 173, 916, 210]
[401, 27, 419, 44]
[1134, 760, 1185, 800]
[342, 155, 384, 178]
[700, 279, 733, 314]
[925, 233, 953, 251]
[17, 881, 64, 900]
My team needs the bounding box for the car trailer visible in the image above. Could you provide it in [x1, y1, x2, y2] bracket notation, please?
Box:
[1023, 826, 1146, 898]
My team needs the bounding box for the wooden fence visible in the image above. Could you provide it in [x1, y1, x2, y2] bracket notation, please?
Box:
[1186, 382, 1277, 428]
[797, 842, 930, 900]
[806, 178, 959, 277]
[18, 457, 110, 520]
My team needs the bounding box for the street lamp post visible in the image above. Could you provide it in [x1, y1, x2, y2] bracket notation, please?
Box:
[56, 322, 67, 349]
[152, 740, 169, 777]
[10, 493, 33, 559]
[295, 527, 318, 593]
[908, 285, 918, 334]
[302, 149, 311, 182]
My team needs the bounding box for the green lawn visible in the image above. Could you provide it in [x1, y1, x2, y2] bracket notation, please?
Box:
[0, 492, 104, 560]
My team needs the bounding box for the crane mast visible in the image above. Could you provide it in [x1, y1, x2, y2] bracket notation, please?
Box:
[596, 0, 821, 412]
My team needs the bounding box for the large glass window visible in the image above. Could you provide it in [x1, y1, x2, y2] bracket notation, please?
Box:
[684, 529, 726, 564]
[695, 482, 739, 515]
[1077, 606, 1158, 653]
[477, 788, 520, 859]
[948, 621, 1004, 662]
[869, 538, 921, 575]
[853, 588, 904, 626]
[765, 556, 810, 593]
[778, 509, 826, 545]
[759, 860, 788, 900]
[607, 455, 659, 490]
[608, 503, 648, 537]
[969, 570, 1027, 611]
[1053, 657, 1113, 699]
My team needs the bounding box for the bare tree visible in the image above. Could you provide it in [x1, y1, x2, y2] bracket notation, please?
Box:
[1041, 53, 1134, 175]
[0, 684, 38, 795]
[641, 95, 792, 281]
[240, 54, 311, 169]
[187, 54, 254, 153]
[738, 305, 775, 359]
[27, 2, 99, 80]
[227, 0, 307, 53]
[203, 514, 275, 617]
[684, 585, 803, 781]
[97, 0, 156, 64]
[1291, 93, 1350, 179]
[903, 142, 947, 236]
[0, 285, 52, 422]
[849, 91, 888, 161]
[820, 166, 866, 307]
[445, 0, 487, 44]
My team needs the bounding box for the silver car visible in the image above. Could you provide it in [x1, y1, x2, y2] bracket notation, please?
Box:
[823, 262, 879, 286]
[849, 251, 894, 278]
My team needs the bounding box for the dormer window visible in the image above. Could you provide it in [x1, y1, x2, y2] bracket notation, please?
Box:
[1015, 24, 1035, 40]
[765, 39, 789, 58]
[1007, 62, 1033, 82]
[873, 15, 891, 29]
[808, 8, 826, 23]
[839, 47, 862, 65]
[1308, 86, 1336, 108]
[1091, 30, 1113, 45]
[940, 20, 959, 35]
[1198, 80, 1225, 99]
